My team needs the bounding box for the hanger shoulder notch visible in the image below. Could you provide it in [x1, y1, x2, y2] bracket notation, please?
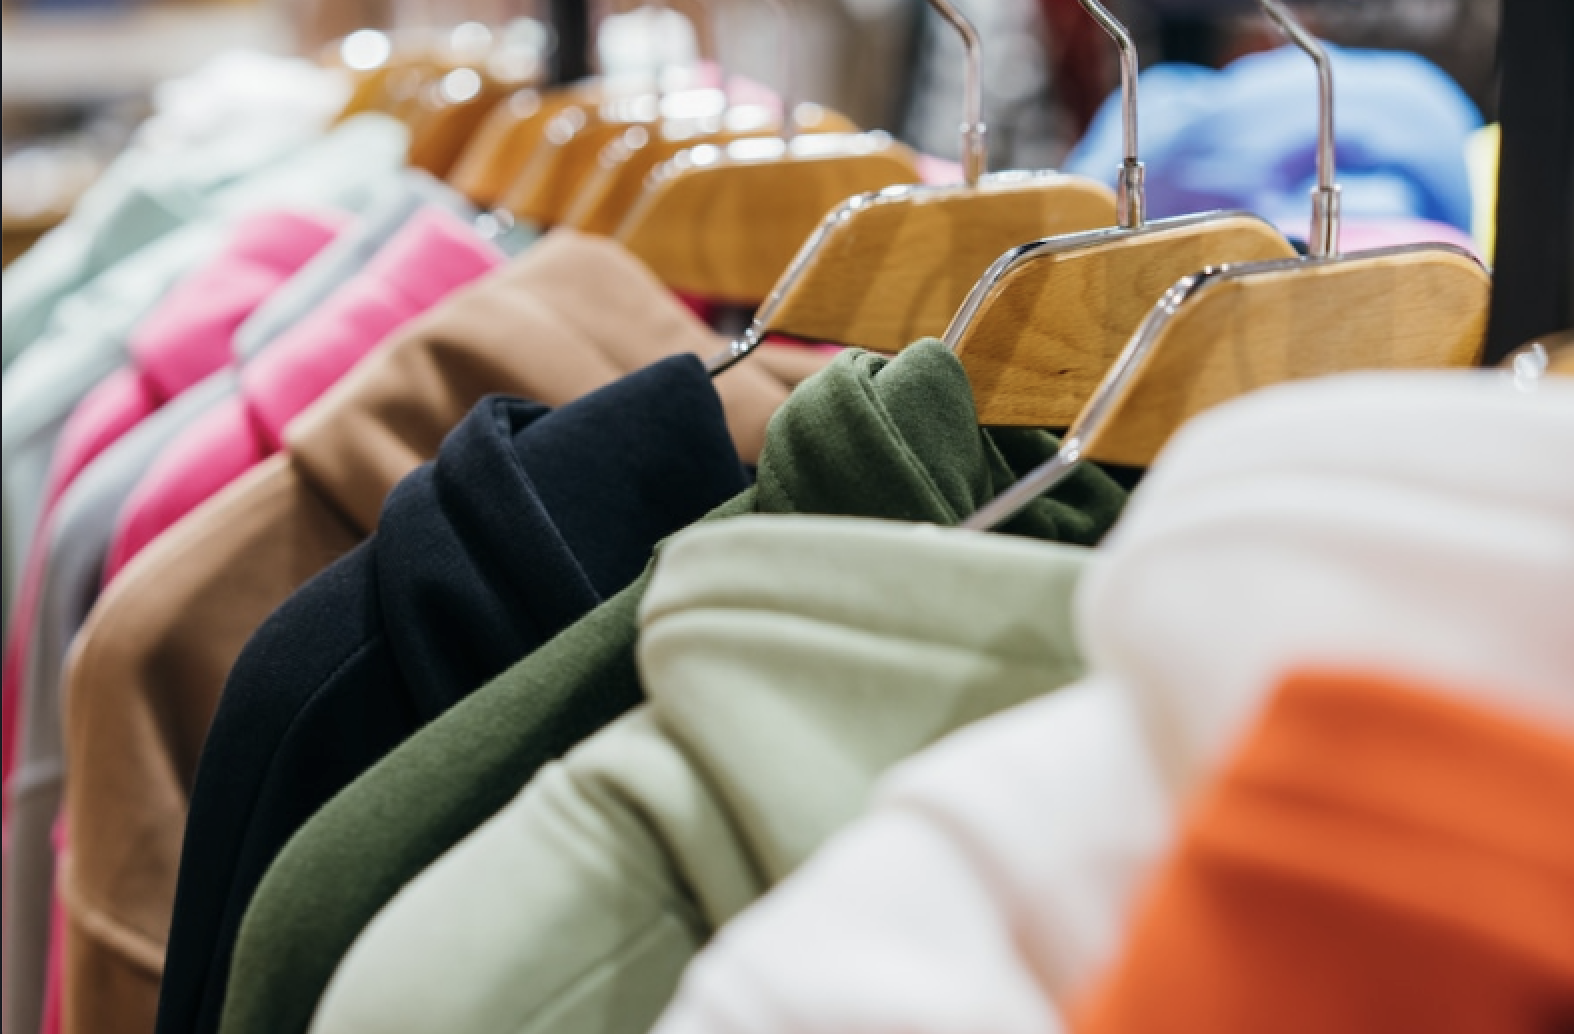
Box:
[764, 174, 1117, 351]
[1086, 247, 1491, 467]
[959, 212, 1295, 428]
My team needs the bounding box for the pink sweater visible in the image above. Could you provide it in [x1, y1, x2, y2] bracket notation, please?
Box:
[1, 209, 343, 825]
[103, 206, 503, 581]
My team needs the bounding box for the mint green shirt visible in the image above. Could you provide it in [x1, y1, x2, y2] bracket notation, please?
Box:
[1, 116, 322, 370]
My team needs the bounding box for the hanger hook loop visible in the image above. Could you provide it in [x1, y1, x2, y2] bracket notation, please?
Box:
[927, 0, 987, 185]
[1075, 0, 1143, 227]
[1260, 0, 1340, 256]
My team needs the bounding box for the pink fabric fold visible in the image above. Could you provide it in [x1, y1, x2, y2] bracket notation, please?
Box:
[129, 209, 353, 402]
[1, 208, 343, 813]
[104, 205, 503, 581]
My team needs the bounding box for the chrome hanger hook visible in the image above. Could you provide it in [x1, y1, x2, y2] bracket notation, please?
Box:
[1260, 0, 1340, 256]
[1076, 0, 1143, 227]
[928, 0, 987, 185]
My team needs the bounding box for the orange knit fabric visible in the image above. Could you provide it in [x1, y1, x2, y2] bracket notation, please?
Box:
[1076, 668, 1574, 1034]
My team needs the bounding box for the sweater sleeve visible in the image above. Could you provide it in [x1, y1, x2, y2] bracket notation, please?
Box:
[308, 707, 761, 1034]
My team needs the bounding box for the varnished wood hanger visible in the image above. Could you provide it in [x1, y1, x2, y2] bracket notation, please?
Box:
[962, 0, 1491, 531]
[405, 66, 521, 177]
[447, 85, 594, 205]
[559, 108, 775, 235]
[607, 0, 929, 303]
[963, 246, 1489, 529]
[404, 23, 560, 178]
[561, 0, 863, 235]
[324, 25, 547, 180]
[561, 103, 860, 236]
[503, 78, 777, 226]
[941, 0, 1297, 425]
[616, 132, 924, 304]
[495, 0, 748, 226]
[698, 0, 1120, 366]
[328, 30, 450, 121]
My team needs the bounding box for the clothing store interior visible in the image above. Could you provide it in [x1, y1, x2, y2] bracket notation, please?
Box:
[1, 0, 1571, 1031]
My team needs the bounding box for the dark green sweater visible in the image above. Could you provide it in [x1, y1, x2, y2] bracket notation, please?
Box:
[216, 340, 1127, 1034]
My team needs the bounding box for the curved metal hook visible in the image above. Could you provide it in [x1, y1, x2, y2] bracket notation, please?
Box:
[928, 0, 987, 184]
[1076, 0, 1144, 227]
[1260, 0, 1340, 256]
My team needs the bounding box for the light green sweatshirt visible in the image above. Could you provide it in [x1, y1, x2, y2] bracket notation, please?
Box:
[307, 515, 1092, 1034]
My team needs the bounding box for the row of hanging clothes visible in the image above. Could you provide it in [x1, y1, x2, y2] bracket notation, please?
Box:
[1, 1, 1570, 1034]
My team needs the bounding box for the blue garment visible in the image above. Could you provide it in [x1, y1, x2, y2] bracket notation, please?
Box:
[1065, 46, 1480, 233]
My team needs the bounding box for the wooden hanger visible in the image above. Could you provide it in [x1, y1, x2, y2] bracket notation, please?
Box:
[325, 25, 540, 180]
[327, 30, 448, 122]
[963, 246, 1489, 529]
[497, 90, 673, 225]
[498, 77, 763, 226]
[616, 132, 924, 303]
[497, 0, 746, 226]
[338, 63, 409, 121]
[561, 102, 859, 235]
[752, 172, 1121, 352]
[447, 86, 593, 205]
[585, 0, 925, 303]
[696, 0, 1121, 365]
[947, 212, 1295, 425]
[565, 0, 862, 236]
[405, 67, 519, 177]
[942, 0, 1298, 423]
[1079, 247, 1486, 467]
[399, 23, 551, 178]
[961, 0, 1491, 531]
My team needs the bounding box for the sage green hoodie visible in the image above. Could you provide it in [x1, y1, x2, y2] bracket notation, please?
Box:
[217, 340, 1128, 1034]
[308, 516, 1092, 1034]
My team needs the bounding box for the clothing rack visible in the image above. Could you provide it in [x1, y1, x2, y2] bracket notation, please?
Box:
[1483, 0, 1573, 365]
